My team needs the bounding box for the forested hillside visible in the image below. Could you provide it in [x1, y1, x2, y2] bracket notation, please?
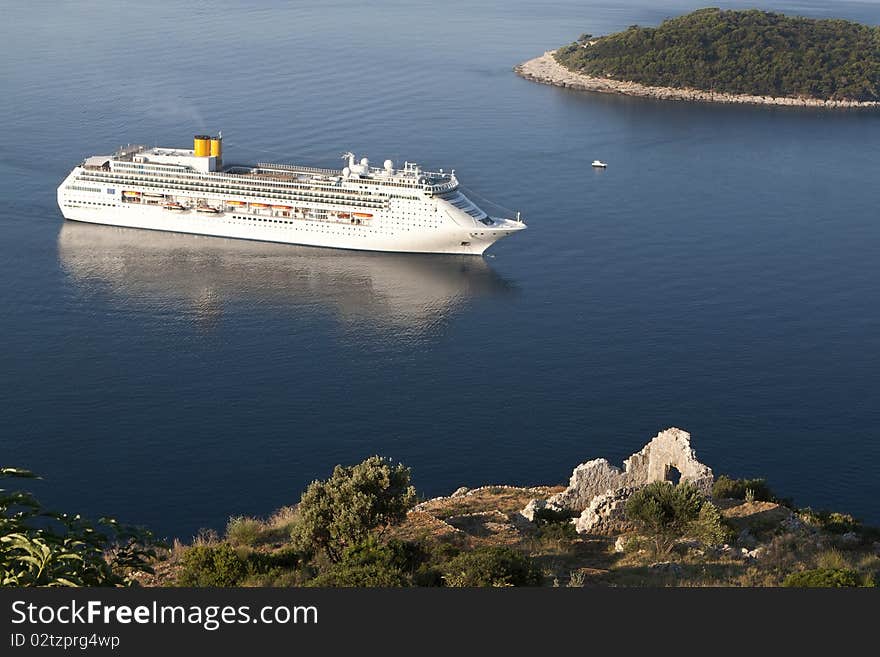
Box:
[555, 9, 880, 101]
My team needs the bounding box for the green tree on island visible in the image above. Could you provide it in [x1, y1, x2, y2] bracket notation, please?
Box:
[555, 9, 880, 101]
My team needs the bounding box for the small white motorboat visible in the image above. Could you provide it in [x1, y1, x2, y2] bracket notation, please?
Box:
[592, 160, 607, 168]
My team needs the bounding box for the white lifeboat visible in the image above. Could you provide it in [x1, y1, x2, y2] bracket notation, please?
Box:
[592, 160, 607, 168]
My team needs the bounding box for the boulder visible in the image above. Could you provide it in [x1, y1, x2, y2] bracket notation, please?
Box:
[547, 459, 624, 512]
[575, 487, 637, 535]
[519, 498, 564, 523]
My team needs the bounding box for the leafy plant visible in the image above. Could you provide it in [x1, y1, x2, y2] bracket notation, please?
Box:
[624, 481, 704, 556]
[1, 467, 160, 587]
[225, 516, 263, 547]
[307, 538, 417, 587]
[291, 456, 416, 562]
[798, 509, 862, 535]
[711, 475, 776, 503]
[783, 568, 864, 588]
[689, 501, 733, 547]
[177, 544, 247, 587]
[442, 546, 542, 587]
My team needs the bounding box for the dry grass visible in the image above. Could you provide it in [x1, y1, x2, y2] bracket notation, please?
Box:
[137, 488, 879, 588]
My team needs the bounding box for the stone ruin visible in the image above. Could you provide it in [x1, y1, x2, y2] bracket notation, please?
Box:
[521, 427, 714, 534]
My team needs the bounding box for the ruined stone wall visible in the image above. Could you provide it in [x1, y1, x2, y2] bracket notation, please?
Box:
[546, 428, 713, 513]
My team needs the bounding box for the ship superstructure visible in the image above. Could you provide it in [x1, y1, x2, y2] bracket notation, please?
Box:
[57, 134, 526, 254]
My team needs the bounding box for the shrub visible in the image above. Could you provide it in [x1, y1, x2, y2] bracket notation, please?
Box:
[442, 546, 543, 587]
[624, 481, 704, 556]
[536, 520, 578, 544]
[533, 506, 576, 524]
[783, 568, 863, 588]
[307, 539, 420, 587]
[798, 509, 862, 535]
[712, 475, 775, 502]
[225, 516, 263, 547]
[291, 456, 416, 562]
[1, 467, 160, 587]
[689, 501, 733, 547]
[177, 544, 247, 587]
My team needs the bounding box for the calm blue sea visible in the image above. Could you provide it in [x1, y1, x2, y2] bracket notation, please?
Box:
[2, 0, 879, 538]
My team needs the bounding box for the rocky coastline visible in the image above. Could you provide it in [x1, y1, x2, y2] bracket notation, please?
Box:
[515, 51, 880, 109]
[132, 426, 879, 587]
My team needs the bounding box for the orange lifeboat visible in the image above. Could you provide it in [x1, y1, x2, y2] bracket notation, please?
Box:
[352, 212, 373, 218]
[227, 200, 246, 206]
[251, 203, 269, 208]
[272, 205, 292, 210]
[122, 190, 141, 197]
[337, 212, 350, 219]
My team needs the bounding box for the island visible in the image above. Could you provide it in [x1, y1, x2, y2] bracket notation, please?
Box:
[515, 8, 880, 108]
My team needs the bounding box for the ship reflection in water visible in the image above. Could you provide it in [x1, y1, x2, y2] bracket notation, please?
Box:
[57, 223, 515, 333]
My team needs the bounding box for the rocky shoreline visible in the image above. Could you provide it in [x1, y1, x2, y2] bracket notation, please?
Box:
[515, 51, 880, 109]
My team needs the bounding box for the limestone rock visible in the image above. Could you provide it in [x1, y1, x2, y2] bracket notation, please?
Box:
[575, 487, 636, 535]
[514, 51, 880, 109]
[742, 547, 765, 560]
[549, 427, 713, 514]
[519, 498, 563, 522]
[520, 499, 544, 522]
[614, 536, 628, 553]
[547, 459, 624, 512]
[451, 486, 470, 498]
[649, 562, 683, 576]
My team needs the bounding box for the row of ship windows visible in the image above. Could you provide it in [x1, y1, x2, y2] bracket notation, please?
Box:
[68, 197, 438, 228]
[96, 169, 388, 200]
[229, 215, 371, 236]
[65, 200, 115, 207]
[79, 176, 386, 209]
[68, 185, 102, 193]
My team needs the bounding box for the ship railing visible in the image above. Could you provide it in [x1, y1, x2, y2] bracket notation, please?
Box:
[425, 179, 458, 195]
[256, 162, 341, 176]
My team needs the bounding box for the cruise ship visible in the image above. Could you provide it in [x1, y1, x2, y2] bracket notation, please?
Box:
[57, 134, 526, 255]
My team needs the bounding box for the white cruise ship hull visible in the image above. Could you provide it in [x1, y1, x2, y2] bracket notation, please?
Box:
[56, 140, 526, 255]
[59, 204, 518, 255]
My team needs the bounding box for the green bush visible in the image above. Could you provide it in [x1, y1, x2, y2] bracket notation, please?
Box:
[533, 507, 576, 524]
[783, 568, 863, 588]
[291, 456, 416, 562]
[536, 520, 578, 542]
[177, 544, 247, 587]
[625, 481, 704, 556]
[442, 546, 542, 587]
[1, 467, 159, 587]
[712, 475, 775, 502]
[798, 509, 862, 535]
[689, 501, 733, 547]
[307, 539, 423, 587]
[225, 516, 263, 547]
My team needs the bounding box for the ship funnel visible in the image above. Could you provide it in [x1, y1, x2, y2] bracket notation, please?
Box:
[193, 135, 211, 157]
[210, 135, 222, 159]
